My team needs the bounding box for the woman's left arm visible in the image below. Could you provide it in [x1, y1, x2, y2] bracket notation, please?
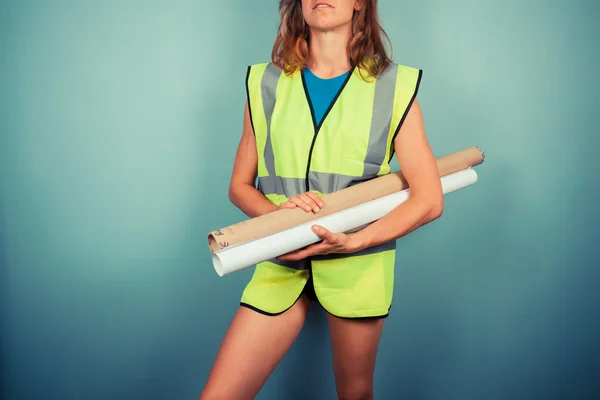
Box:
[350, 98, 443, 250]
[277, 98, 443, 261]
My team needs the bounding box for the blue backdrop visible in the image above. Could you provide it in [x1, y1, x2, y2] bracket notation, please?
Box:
[1, 0, 599, 399]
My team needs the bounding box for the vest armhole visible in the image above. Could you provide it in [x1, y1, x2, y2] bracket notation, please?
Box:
[391, 68, 423, 143]
[245, 65, 256, 137]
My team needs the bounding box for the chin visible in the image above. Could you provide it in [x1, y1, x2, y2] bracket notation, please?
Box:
[307, 19, 347, 32]
[309, 23, 335, 31]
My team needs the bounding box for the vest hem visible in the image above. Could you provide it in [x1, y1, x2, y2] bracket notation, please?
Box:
[320, 306, 390, 320]
[239, 289, 304, 316]
[241, 300, 391, 320]
[315, 300, 391, 320]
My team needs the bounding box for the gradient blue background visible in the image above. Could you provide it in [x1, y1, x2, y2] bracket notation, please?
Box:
[1, 0, 599, 399]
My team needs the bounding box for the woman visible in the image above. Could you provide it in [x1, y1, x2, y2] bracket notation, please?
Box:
[200, 0, 443, 399]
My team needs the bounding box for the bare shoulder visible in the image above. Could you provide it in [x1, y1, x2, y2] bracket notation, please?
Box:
[395, 97, 425, 144]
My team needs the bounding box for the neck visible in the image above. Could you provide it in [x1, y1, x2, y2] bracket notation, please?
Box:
[306, 25, 352, 78]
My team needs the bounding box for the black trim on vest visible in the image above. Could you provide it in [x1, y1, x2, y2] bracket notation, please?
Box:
[300, 67, 355, 289]
[241, 300, 391, 321]
[301, 67, 355, 193]
[240, 289, 304, 316]
[245, 66, 256, 137]
[389, 68, 423, 161]
[329, 311, 390, 320]
[301, 70, 318, 139]
[240, 302, 287, 316]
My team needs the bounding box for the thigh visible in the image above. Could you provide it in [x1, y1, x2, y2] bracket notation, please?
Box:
[327, 314, 385, 400]
[200, 296, 312, 400]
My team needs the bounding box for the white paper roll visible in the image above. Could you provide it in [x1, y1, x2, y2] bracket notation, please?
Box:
[213, 168, 478, 276]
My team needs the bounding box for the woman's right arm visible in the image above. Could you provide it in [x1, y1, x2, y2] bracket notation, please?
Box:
[228, 102, 280, 218]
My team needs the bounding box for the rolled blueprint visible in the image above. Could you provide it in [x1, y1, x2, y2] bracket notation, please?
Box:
[212, 168, 478, 276]
[208, 146, 484, 254]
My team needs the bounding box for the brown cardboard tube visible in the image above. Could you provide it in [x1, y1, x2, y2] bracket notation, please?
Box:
[208, 146, 484, 253]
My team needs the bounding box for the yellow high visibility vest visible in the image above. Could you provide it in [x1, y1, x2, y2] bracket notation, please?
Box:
[241, 61, 422, 318]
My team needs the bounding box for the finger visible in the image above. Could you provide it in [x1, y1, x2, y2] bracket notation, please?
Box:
[282, 242, 334, 260]
[276, 249, 298, 260]
[279, 201, 296, 209]
[302, 242, 334, 257]
[277, 242, 320, 261]
[277, 250, 307, 261]
[305, 192, 325, 208]
[312, 225, 337, 242]
[276, 243, 313, 260]
[289, 197, 313, 212]
[298, 193, 320, 212]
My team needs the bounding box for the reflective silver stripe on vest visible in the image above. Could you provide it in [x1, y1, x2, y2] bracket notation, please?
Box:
[258, 176, 305, 198]
[259, 170, 378, 198]
[362, 63, 398, 178]
[259, 173, 354, 198]
[308, 171, 357, 195]
[261, 63, 281, 183]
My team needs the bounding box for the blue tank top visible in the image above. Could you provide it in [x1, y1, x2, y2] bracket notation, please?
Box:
[304, 68, 351, 125]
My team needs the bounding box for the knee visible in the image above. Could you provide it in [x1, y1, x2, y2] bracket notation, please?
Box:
[336, 381, 373, 400]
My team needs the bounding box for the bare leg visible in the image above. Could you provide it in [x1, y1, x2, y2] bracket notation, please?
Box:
[327, 314, 385, 400]
[199, 296, 312, 400]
